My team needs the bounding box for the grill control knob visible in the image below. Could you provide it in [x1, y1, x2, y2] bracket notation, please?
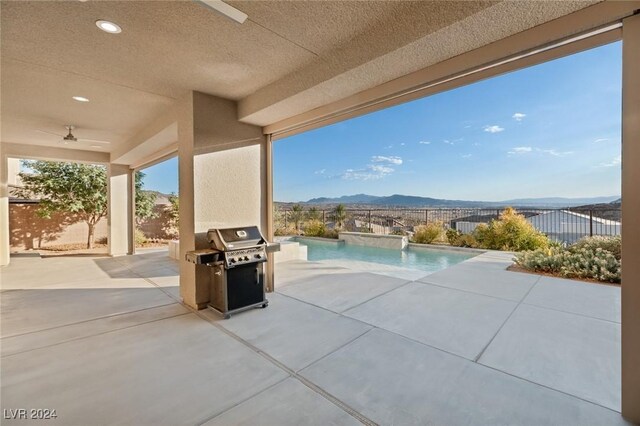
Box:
[255, 254, 262, 259]
[229, 258, 236, 263]
[244, 256, 250, 261]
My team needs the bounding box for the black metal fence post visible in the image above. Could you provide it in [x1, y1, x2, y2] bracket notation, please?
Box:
[322, 210, 326, 225]
[368, 210, 372, 232]
[425, 209, 429, 225]
[589, 210, 594, 237]
[284, 210, 287, 228]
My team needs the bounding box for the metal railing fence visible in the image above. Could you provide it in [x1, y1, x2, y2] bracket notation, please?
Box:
[274, 207, 621, 245]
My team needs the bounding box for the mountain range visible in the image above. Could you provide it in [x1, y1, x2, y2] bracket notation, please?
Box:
[302, 194, 620, 208]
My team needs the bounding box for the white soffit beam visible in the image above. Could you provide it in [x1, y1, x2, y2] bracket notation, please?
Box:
[264, 1, 637, 140]
[0, 142, 110, 164]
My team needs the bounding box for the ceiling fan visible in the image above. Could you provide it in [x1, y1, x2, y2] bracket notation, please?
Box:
[36, 125, 111, 145]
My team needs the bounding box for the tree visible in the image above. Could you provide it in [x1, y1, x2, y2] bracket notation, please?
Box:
[332, 204, 347, 229]
[135, 171, 157, 226]
[306, 207, 321, 222]
[17, 160, 159, 249]
[289, 204, 304, 232]
[167, 193, 179, 232]
[17, 160, 107, 249]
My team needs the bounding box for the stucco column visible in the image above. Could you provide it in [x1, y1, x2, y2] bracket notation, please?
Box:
[179, 91, 267, 310]
[621, 13, 640, 424]
[0, 148, 9, 266]
[107, 164, 133, 256]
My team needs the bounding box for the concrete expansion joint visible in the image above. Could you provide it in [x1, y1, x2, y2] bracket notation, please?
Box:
[122, 258, 377, 425]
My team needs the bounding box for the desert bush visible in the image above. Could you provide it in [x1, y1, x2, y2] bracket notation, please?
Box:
[304, 220, 326, 237]
[571, 235, 621, 260]
[274, 226, 297, 236]
[134, 228, 147, 245]
[412, 222, 445, 244]
[455, 234, 478, 248]
[445, 228, 478, 248]
[515, 246, 620, 283]
[322, 229, 340, 239]
[446, 228, 461, 245]
[473, 207, 549, 251]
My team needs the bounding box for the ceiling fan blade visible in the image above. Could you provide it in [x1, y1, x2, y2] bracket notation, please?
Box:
[77, 138, 111, 144]
[35, 129, 64, 137]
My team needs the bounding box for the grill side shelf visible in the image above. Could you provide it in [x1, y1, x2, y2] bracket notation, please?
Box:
[185, 249, 222, 265]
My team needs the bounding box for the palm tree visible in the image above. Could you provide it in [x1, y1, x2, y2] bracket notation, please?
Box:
[290, 204, 305, 232]
[307, 207, 321, 222]
[332, 204, 347, 230]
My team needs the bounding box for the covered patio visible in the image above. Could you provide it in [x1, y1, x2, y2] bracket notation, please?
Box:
[1, 251, 623, 425]
[2, 1, 640, 423]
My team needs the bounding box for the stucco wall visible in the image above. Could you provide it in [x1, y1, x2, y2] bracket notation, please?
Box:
[9, 203, 108, 249]
[193, 144, 264, 233]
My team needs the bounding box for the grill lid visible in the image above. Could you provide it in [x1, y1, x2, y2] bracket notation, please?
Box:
[207, 226, 266, 251]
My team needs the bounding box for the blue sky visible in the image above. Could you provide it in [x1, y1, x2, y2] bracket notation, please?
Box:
[143, 42, 621, 201]
[141, 156, 178, 194]
[272, 42, 622, 202]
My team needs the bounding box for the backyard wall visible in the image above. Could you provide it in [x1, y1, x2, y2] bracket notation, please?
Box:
[9, 203, 108, 249]
[137, 204, 177, 240]
[9, 202, 175, 250]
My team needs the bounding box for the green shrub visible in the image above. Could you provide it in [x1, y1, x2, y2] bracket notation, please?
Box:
[473, 207, 549, 251]
[571, 235, 621, 260]
[446, 228, 461, 245]
[515, 246, 621, 283]
[455, 234, 478, 248]
[274, 227, 297, 236]
[445, 228, 478, 248]
[412, 222, 444, 244]
[304, 220, 326, 237]
[134, 228, 147, 245]
[322, 229, 340, 239]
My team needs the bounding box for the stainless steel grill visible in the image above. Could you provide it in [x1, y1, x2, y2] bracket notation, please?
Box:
[186, 226, 279, 319]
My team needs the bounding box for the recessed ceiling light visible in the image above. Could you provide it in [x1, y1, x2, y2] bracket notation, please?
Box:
[72, 96, 90, 102]
[96, 20, 122, 34]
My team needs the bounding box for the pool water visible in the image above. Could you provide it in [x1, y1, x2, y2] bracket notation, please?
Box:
[297, 239, 476, 274]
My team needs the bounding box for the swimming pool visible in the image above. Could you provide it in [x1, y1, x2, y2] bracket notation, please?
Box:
[297, 238, 476, 274]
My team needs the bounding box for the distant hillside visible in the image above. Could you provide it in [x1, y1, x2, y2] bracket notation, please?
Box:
[296, 194, 621, 208]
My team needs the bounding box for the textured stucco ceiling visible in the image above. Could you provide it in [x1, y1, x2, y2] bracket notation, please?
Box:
[0, 0, 603, 155]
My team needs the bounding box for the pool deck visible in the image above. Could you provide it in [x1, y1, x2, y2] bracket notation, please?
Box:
[1, 250, 625, 425]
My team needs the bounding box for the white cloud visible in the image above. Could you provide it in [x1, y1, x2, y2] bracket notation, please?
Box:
[419, 141, 431, 145]
[464, 125, 472, 129]
[598, 155, 621, 168]
[461, 154, 472, 159]
[473, 142, 481, 146]
[443, 140, 454, 145]
[508, 146, 532, 155]
[400, 142, 406, 146]
[594, 138, 609, 143]
[369, 164, 394, 174]
[484, 125, 505, 133]
[540, 149, 573, 157]
[342, 155, 403, 180]
[314, 169, 326, 175]
[512, 113, 526, 121]
[371, 155, 403, 165]
[342, 164, 394, 180]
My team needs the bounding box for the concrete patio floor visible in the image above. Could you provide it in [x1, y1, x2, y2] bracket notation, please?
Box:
[0, 249, 625, 425]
